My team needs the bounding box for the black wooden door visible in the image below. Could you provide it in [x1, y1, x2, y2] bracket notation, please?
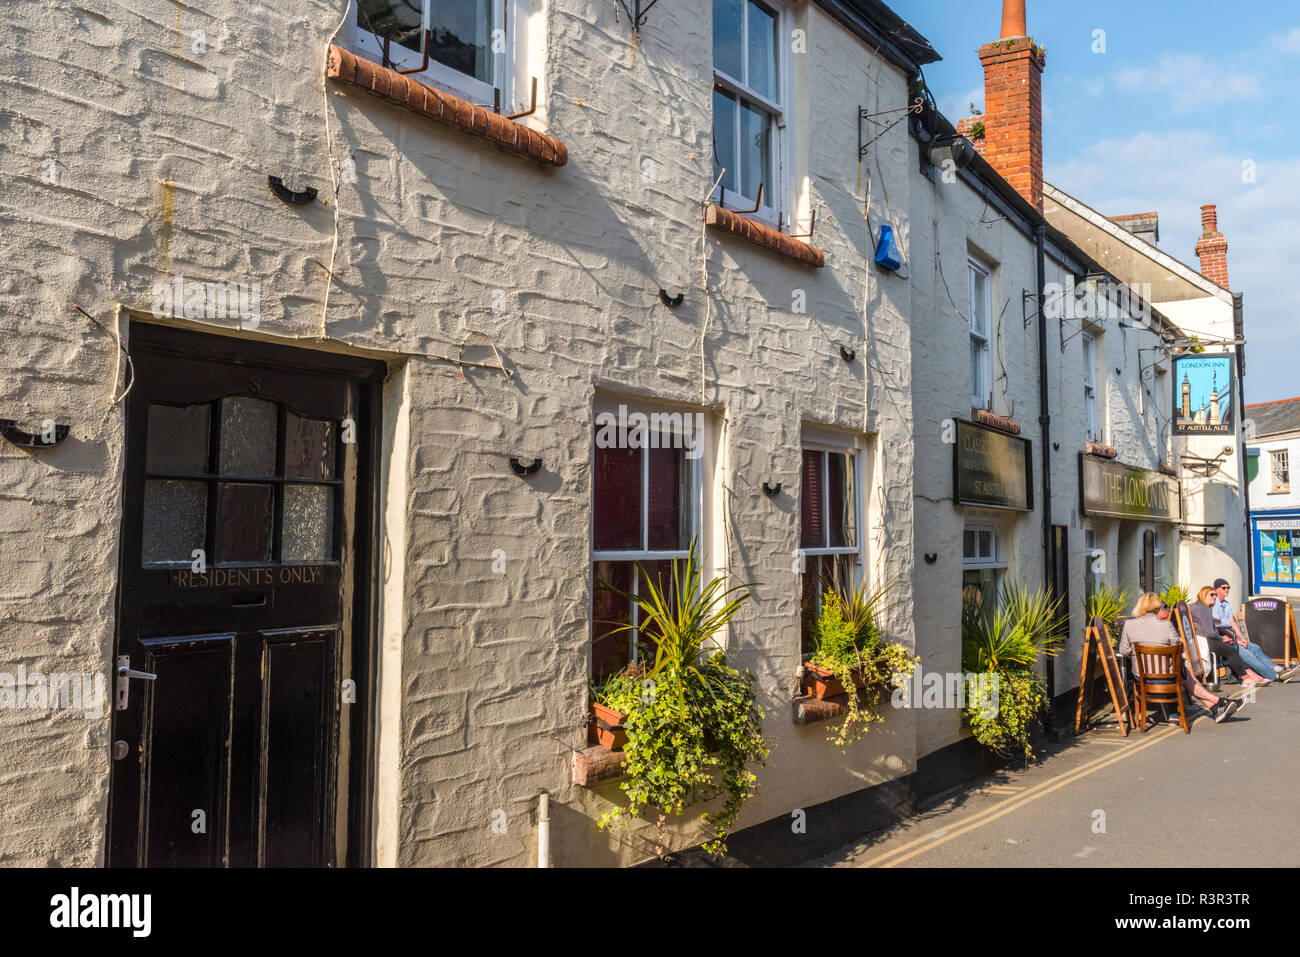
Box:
[108, 325, 384, 867]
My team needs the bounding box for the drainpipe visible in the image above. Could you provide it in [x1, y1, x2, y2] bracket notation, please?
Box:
[1035, 223, 1056, 736]
[537, 792, 550, 867]
[1234, 293, 1253, 595]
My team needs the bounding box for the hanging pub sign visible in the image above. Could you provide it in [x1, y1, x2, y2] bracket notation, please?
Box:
[1173, 353, 1235, 436]
[1080, 454, 1181, 522]
[953, 419, 1033, 511]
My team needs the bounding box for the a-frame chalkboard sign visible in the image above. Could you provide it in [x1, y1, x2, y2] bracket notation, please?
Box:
[1074, 616, 1131, 736]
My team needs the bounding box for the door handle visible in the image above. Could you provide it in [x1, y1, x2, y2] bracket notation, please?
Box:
[116, 655, 156, 712]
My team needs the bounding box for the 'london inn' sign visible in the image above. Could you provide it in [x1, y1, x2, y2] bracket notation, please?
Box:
[953, 420, 1033, 511]
[1080, 455, 1181, 522]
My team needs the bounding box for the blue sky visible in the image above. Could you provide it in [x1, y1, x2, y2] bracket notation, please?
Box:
[890, 0, 1300, 404]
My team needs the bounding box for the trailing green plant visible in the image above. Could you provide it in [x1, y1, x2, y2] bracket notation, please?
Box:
[594, 544, 769, 856]
[806, 577, 917, 747]
[1084, 582, 1130, 643]
[961, 582, 1063, 760]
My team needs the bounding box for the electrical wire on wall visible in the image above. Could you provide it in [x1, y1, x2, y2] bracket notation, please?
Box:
[318, 0, 355, 341]
[73, 303, 134, 407]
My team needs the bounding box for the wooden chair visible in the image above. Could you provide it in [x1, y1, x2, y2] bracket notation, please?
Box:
[1132, 643, 1191, 734]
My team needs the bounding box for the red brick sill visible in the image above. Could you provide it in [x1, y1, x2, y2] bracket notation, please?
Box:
[706, 204, 825, 268]
[1086, 441, 1119, 459]
[573, 745, 627, 786]
[973, 408, 1021, 435]
[326, 45, 568, 168]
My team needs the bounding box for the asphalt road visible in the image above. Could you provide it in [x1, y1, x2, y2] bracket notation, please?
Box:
[811, 680, 1300, 867]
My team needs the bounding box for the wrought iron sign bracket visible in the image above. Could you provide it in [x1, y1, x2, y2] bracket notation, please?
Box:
[1181, 446, 1235, 478]
[615, 0, 661, 34]
[1179, 523, 1225, 545]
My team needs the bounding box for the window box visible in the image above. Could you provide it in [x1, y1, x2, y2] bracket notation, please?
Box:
[705, 203, 825, 268]
[589, 700, 628, 752]
[326, 45, 568, 168]
[801, 657, 897, 699]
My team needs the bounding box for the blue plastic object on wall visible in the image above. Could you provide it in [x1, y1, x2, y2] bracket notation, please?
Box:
[874, 224, 902, 271]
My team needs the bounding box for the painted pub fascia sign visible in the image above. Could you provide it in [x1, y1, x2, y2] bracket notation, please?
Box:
[1080, 454, 1182, 522]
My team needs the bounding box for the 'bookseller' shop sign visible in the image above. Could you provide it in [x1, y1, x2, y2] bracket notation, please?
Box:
[1080, 455, 1182, 522]
[954, 420, 1033, 511]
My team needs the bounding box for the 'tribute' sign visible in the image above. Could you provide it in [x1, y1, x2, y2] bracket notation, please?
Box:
[1080, 455, 1181, 521]
[954, 420, 1033, 511]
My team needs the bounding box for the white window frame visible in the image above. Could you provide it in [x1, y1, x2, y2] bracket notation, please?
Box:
[969, 258, 993, 410]
[798, 443, 864, 563]
[349, 0, 509, 106]
[1083, 332, 1099, 442]
[711, 0, 789, 229]
[1272, 448, 1290, 492]
[962, 525, 1005, 571]
[591, 400, 707, 666]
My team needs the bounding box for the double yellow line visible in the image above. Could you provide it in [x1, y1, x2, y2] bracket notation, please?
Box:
[861, 725, 1182, 867]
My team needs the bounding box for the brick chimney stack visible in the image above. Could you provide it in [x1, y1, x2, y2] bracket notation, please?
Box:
[958, 0, 1046, 211]
[1194, 203, 1230, 288]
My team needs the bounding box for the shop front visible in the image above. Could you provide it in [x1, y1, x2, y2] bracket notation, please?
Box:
[1079, 454, 1181, 595]
[1251, 512, 1300, 591]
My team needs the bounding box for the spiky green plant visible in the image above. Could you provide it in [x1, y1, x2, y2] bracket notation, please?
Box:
[594, 542, 768, 855]
[1084, 582, 1129, 644]
[961, 582, 1063, 760]
[1161, 584, 1191, 610]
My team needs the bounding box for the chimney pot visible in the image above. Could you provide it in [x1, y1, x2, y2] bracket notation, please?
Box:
[1001, 0, 1027, 38]
[1201, 203, 1218, 232]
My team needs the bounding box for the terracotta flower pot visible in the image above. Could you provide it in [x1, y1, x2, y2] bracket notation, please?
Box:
[590, 701, 628, 752]
[801, 657, 892, 699]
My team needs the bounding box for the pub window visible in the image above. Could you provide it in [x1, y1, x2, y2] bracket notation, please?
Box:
[962, 525, 1005, 612]
[713, 0, 785, 226]
[1083, 332, 1100, 442]
[1271, 449, 1290, 492]
[591, 404, 705, 680]
[799, 445, 863, 652]
[351, 0, 524, 106]
[969, 258, 993, 409]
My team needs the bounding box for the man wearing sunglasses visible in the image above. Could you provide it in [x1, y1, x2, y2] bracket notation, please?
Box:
[1212, 579, 1299, 683]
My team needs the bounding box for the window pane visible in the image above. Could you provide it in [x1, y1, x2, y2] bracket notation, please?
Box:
[594, 442, 641, 551]
[647, 440, 690, 551]
[357, 0, 423, 52]
[146, 402, 210, 473]
[592, 561, 632, 681]
[216, 482, 274, 563]
[636, 560, 677, 665]
[970, 269, 987, 335]
[971, 340, 983, 402]
[285, 414, 335, 480]
[430, 0, 493, 83]
[282, 485, 335, 562]
[802, 554, 851, 655]
[713, 0, 744, 78]
[800, 449, 824, 549]
[827, 452, 856, 548]
[142, 480, 206, 564]
[219, 397, 278, 477]
[978, 530, 992, 558]
[747, 1, 778, 100]
[739, 99, 771, 202]
[713, 88, 738, 195]
[963, 529, 976, 559]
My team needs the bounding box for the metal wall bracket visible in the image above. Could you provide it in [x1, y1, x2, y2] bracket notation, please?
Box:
[616, 0, 660, 34]
[0, 418, 69, 449]
[659, 289, 684, 308]
[510, 457, 542, 476]
[268, 176, 317, 206]
[1179, 523, 1225, 545]
[1181, 446, 1235, 478]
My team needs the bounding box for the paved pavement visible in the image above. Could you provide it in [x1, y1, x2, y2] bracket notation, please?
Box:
[811, 680, 1300, 867]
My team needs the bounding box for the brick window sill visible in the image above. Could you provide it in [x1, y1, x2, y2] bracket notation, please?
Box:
[1086, 441, 1118, 459]
[706, 204, 825, 268]
[326, 45, 568, 168]
[973, 408, 1021, 435]
[572, 745, 627, 786]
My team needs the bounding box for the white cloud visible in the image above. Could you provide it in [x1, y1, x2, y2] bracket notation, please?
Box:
[1273, 27, 1300, 54]
[1049, 131, 1300, 403]
[1110, 54, 1261, 113]
[938, 85, 985, 126]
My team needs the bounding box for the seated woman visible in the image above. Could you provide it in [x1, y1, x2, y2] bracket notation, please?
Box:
[1191, 586, 1272, 688]
[1117, 593, 1240, 724]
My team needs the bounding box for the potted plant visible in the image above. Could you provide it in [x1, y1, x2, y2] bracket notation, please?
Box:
[593, 543, 769, 856]
[1084, 582, 1130, 644]
[588, 667, 640, 752]
[802, 578, 919, 747]
[962, 582, 1063, 760]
